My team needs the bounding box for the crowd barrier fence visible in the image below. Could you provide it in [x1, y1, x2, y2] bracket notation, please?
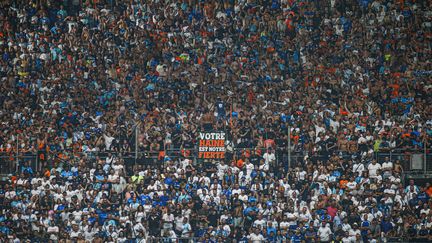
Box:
[1, 146, 430, 177]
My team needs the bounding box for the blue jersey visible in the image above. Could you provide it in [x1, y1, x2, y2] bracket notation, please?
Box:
[216, 101, 225, 116]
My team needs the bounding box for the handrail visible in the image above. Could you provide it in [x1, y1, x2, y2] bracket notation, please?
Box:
[0, 147, 428, 159]
[0, 147, 431, 175]
[147, 237, 200, 242]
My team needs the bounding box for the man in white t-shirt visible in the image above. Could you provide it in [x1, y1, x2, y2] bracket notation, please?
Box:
[134, 218, 147, 238]
[318, 223, 332, 242]
[341, 218, 352, 233]
[47, 223, 60, 241]
[5, 185, 16, 200]
[245, 160, 254, 178]
[285, 210, 298, 227]
[253, 214, 267, 228]
[83, 226, 94, 242]
[248, 228, 265, 242]
[353, 160, 365, 176]
[348, 223, 361, 242]
[181, 217, 192, 238]
[258, 159, 269, 172]
[70, 223, 81, 239]
[216, 161, 228, 180]
[381, 157, 393, 179]
[279, 215, 290, 230]
[341, 232, 352, 243]
[103, 133, 115, 150]
[346, 177, 358, 191]
[263, 149, 276, 167]
[232, 184, 242, 196]
[368, 160, 381, 178]
[112, 160, 124, 175]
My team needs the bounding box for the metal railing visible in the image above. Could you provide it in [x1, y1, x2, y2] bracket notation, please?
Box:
[1, 147, 431, 176]
[373, 148, 432, 172]
[117, 236, 410, 243]
[147, 237, 199, 243]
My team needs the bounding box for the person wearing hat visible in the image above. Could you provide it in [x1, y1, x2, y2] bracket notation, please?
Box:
[70, 222, 81, 239]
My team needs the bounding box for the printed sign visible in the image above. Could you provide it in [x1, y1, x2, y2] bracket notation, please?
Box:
[198, 132, 226, 159]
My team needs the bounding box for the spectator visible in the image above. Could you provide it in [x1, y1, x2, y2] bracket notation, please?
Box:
[318, 222, 332, 242]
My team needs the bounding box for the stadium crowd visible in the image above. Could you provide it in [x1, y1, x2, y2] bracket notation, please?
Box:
[0, 0, 432, 242]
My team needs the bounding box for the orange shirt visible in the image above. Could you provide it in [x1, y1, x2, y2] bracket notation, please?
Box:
[401, 133, 411, 138]
[291, 135, 300, 144]
[38, 141, 45, 150]
[340, 179, 348, 189]
[340, 107, 349, 116]
[236, 159, 244, 168]
[44, 170, 51, 177]
[158, 151, 165, 160]
[389, 83, 400, 97]
[181, 149, 191, 157]
[264, 139, 275, 148]
[242, 149, 251, 158]
[247, 90, 255, 104]
[426, 186, 432, 197]
[285, 18, 294, 30]
[10, 175, 17, 185]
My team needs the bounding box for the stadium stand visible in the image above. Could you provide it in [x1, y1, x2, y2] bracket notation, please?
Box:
[0, 0, 431, 242]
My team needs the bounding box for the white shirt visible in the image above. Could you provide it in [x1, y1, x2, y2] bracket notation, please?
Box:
[315, 125, 326, 137]
[348, 228, 361, 241]
[217, 163, 228, 177]
[368, 163, 381, 177]
[133, 223, 146, 236]
[5, 190, 16, 199]
[103, 134, 115, 150]
[358, 136, 367, 144]
[162, 213, 174, 223]
[72, 211, 82, 221]
[70, 230, 81, 238]
[259, 163, 269, 172]
[239, 194, 248, 202]
[353, 163, 365, 176]
[342, 236, 353, 243]
[297, 171, 307, 180]
[279, 221, 289, 229]
[318, 226, 332, 241]
[232, 188, 242, 195]
[112, 164, 124, 174]
[253, 219, 267, 228]
[248, 233, 265, 242]
[47, 226, 59, 233]
[181, 223, 192, 237]
[342, 223, 352, 232]
[286, 213, 298, 226]
[263, 152, 276, 164]
[346, 181, 357, 190]
[420, 208, 430, 215]
[84, 230, 94, 241]
[245, 163, 254, 177]
[382, 162, 393, 171]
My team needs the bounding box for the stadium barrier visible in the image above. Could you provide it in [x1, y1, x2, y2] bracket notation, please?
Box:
[121, 237, 410, 243]
[147, 237, 199, 243]
[0, 147, 430, 176]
